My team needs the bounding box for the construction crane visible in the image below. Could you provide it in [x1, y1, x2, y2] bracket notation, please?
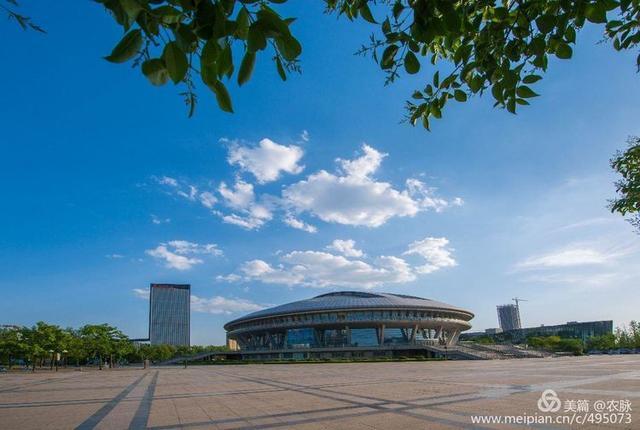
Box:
[512, 297, 527, 329]
[512, 297, 528, 308]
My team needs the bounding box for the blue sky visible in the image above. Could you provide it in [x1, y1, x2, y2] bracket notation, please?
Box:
[1, 2, 639, 345]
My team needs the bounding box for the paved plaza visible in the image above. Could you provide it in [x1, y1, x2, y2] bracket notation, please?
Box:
[0, 356, 638, 429]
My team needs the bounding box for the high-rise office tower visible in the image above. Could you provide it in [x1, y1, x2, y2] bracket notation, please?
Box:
[497, 304, 521, 331]
[149, 283, 190, 346]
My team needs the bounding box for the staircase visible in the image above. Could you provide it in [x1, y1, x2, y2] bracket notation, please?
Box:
[458, 342, 552, 359]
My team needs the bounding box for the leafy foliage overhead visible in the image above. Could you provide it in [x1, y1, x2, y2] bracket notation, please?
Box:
[97, 0, 640, 125]
[97, 0, 302, 116]
[610, 136, 640, 231]
[331, 0, 640, 129]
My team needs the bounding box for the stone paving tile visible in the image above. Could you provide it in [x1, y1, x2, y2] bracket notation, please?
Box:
[0, 356, 639, 429]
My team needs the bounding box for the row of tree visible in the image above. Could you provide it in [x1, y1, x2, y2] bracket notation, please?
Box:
[586, 321, 640, 351]
[468, 320, 640, 355]
[0, 322, 226, 370]
[527, 336, 585, 355]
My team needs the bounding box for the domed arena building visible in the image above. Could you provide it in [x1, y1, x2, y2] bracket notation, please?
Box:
[224, 291, 474, 360]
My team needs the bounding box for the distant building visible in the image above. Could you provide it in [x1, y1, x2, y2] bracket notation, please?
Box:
[485, 327, 503, 335]
[149, 283, 190, 346]
[224, 291, 474, 360]
[508, 320, 613, 342]
[460, 320, 613, 343]
[497, 304, 521, 331]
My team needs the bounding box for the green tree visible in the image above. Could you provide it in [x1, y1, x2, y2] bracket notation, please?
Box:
[611, 136, 640, 231]
[79, 324, 129, 370]
[0, 327, 27, 368]
[96, 0, 640, 124]
[65, 329, 88, 367]
[586, 333, 616, 350]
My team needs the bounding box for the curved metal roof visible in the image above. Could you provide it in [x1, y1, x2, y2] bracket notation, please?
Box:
[225, 291, 473, 328]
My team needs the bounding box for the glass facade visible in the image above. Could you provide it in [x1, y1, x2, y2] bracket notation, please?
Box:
[149, 283, 190, 346]
[350, 328, 378, 347]
[229, 310, 470, 351]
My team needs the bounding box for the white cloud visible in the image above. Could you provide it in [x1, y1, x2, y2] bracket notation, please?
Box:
[145, 240, 222, 270]
[282, 145, 458, 228]
[177, 185, 198, 201]
[155, 176, 202, 203]
[216, 180, 273, 230]
[167, 240, 223, 257]
[132, 288, 150, 299]
[514, 240, 638, 272]
[220, 236, 455, 289]
[404, 237, 457, 274]
[156, 143, 460, 232]
[151, 214, 171, 225]
[283, 215, 317, 233]
[199, 191, 217, 209]
[238, 259, 305, 285]
[327, 239, 363, 257]
[218, 180, 254, 209]
[190, 295, 265, 315]
[227, 138, 304, 183]
[337, 144, 386, 178]
[300, 130, 310, 142]
[157, 176, 178, 187]
[517, 247, 612, 269]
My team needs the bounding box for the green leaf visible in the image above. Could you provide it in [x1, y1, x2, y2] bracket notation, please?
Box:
[162, 42, 188, 84]
[454, 89, 467, 102]
[522, 74, 542, 84]
[404, 51, 420, 74]
[516, 86, 539, 98]
[211, 79, 233, 113]
[555, 43, 573, 59]
[381, 45, 398, 69]
[153, 5, 182, 25]
[585, 4, 607, 24]
[218, 44, 234, 78]
[421, 114, 430, 130]
[201, 39, 219, 67]
[430, 104, 442, 119]
[535, 15, 556, 34]
[359, 4, 376, 24]
[235, 7, 250, 39]
[105, 29, 142, 63]
[120, 0, 142, 23]
[247, 24, 267, 52]
[237, 51, 256, 86]
[276, 35, 302, 61]
[565, 26, 576, 43]
[141, 59, 169, 86]
[275, 57, 287, 81]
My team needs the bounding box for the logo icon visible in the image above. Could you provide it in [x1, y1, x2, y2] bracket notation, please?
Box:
[537, 389, 561, 412]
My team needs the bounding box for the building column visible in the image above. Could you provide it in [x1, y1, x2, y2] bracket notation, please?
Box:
[410, 324, 418, 344]
[447, 329, 460, 346]
[377, 324, 385, 346]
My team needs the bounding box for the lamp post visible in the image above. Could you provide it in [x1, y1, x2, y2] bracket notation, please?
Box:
[62, 350, 68, 368]
[49, 350, 54, 370]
